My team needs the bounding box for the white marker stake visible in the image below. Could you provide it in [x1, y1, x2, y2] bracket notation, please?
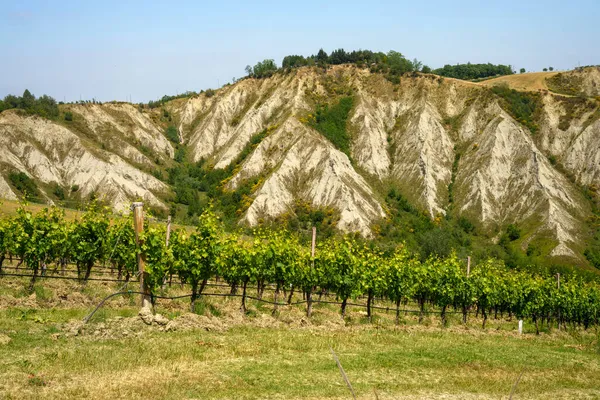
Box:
[518, 320, 523, 335]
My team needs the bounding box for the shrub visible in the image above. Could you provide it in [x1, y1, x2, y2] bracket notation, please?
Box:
[64, 111, 73, 121]
[8, 172, 40, 200]
[458, 216, 475, 234]
[165, 125, 179, 143]
[52, 184, 65, 200]
[205, 89, 215, 98]
[491, 85, 540, 134]
[310, 96, 354, 156]
[506, 224, 521, 241]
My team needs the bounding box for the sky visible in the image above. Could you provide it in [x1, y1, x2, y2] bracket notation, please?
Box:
[1, 0, 598, 103]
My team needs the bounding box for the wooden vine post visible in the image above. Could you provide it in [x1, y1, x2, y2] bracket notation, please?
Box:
[164, 215, 172, 288]
[132, 202, 152, 309]
[307, 226, 316, 318]
[165, 215, 172, 246]
[557, 273, 561, 330]
[466, 256, 471, 277]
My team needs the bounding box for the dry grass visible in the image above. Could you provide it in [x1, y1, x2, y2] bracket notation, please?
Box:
[1, 277, 600, 399]
[480, 72, 559, 92]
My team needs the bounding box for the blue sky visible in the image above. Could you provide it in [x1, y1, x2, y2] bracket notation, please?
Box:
[1, 0, 598, 102]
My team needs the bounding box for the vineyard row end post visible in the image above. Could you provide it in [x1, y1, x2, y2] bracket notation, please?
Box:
[132, 202, 152, 310]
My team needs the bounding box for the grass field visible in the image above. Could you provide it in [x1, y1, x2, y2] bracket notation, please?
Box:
[1, 276, 600, 399]
[480, 72, 559, 92]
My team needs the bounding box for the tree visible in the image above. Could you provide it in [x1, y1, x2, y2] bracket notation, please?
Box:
[543, 68, 548, 72]
[520, 68, 526, 73]
[421, 65, 432, 74]
[21, 89, 35, 110]
[549, 67, 554, 71]
[249, 59, 278, 79]
[387, 51, 413, 76]
[329, 48, 348, 65]
[411, 58, 423, 72]
[316, 48, 329, 65]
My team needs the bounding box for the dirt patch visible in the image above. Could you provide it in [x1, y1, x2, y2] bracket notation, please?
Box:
[0, 333, 11, 345]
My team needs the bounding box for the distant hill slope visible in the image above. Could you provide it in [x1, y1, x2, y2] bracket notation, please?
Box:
[1, 65, 600, 268]
[546, 67, 600, 97]
[480, 71, 559, 92]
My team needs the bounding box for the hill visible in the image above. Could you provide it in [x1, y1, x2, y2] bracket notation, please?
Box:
[1, 65, 600, 271]
[480, 71, 558, 92]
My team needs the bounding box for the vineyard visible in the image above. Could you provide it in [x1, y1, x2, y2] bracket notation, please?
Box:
[1, 203, 600, 334]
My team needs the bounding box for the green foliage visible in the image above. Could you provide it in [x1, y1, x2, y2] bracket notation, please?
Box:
[0, 90, 59, 119]
[70, 203, 110, 280]
[491, 84, 540, 133]
[4, 206, 600, 328]
[167, 128, 271, 226]
[246, 59, 278, 79]
[174, 147, 186, 163]
[457, 216, 475, 234]
[140, 225, 172, 291]
[108, 220, 137, 279]
[12, 206, 67, 279]
[64, 111, 73, 122]
[165, 125, 179, 143]
[204, 89, 215, 98]
[310, 96, 354, 155]
[280, 199, 340, 239]
[434, 63, 514, 80]
[52, 183, 65, 200]
[506, 224, 521, 241]
[520, 68, 526, 73]
[8, 172, 41, 201]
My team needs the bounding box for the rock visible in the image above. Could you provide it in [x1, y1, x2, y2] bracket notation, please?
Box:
[138, 307, 154, 325]
[68, 322, 84, 337]
[153, 314, 169, 326]
[165, 322, 176, 332]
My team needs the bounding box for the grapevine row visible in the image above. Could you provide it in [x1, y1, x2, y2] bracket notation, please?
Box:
[1, 204, 599, 332]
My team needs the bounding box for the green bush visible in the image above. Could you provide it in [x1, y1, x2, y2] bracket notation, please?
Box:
[165, 125, 179, 143]
[1, 90, 59, 119]
[64, 111, 73, 121]
[310, 96, 354, 156]
[491, 85, 540, 134]
[8, 171, 40, 200]
[52, 184, 65, 200]
[507, 224, 521, 241]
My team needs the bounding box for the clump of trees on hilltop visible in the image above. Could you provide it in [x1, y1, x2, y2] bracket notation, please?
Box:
[245, 48, 429, 83]
[434, 63, 514, 80]
[245, 49, 516, 82]
[280, 48, 427, 73]
[0, 90, 59, 119]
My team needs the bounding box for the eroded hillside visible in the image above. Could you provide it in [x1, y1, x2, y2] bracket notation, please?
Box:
[1, 65, 600, 263]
